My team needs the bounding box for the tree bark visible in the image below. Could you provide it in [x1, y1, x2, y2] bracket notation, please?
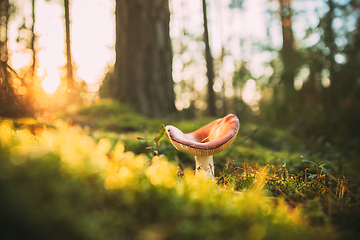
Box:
[202, 0, 217, 116]
[111, 0, 176, 118]
[279, 0, 296, 102]
[0, 0, 29, 117]
[64, 0, 73, 90]
[30, 0, 36, 81]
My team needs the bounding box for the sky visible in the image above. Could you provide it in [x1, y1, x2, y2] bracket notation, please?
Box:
[9, 0, 115, 92]
[170, 0, 329, 76]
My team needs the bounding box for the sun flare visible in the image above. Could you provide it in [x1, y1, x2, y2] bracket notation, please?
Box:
[42, 75, 61, 94]
[8, 0, 115, 97]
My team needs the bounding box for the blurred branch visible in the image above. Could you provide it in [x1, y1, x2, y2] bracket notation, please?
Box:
[0, 61, 31, 117]
[6, 63, 26, 83]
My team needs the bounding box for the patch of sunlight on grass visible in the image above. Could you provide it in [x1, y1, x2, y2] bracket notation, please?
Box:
[0, 120, 14, 148]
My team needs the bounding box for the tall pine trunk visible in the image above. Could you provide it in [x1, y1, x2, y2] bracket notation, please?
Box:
[30, 0, 36, 82]
[111, 0, 176, 118]
[64, 0, 73, 91]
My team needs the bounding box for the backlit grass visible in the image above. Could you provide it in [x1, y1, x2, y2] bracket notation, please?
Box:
[0, 117, 337, 240]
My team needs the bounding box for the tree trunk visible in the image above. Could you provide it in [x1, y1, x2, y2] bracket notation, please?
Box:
[202, 0, 217, 116]
[0, 0, 28, 117]
[30, 0, 36, 81]
[64, 0, 73, 90]
[0, 4, 12, 116]
[279, 0, 296, 102]
[112, 0, 176, 118]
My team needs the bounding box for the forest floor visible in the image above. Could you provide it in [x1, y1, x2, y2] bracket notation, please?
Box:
[1, 99, 359, 240]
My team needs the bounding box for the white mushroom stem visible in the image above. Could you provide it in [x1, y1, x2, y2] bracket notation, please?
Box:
[195, 155, 214, 180]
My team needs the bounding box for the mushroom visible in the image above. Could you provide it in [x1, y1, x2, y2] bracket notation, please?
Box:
[165, 114, 240, 179]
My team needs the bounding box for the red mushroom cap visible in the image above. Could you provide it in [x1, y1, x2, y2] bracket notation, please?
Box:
[166, 114, 240, 157]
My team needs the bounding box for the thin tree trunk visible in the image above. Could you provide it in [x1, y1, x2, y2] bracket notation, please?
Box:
[30, 0, 36, 82]
[202, 0, 216, 116]
[216, 0, 227, 115]
[322, 0, 337, 107]
[112, 0, 176, 118]
[64, 0, 73, 90]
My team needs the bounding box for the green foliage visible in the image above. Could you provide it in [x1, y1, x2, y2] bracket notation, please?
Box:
[1, 101, 359, 239]
[218, 159, 360, 238]
[0, 118, 338, 240]
[259, 0, 360, 142]
[65, 99, 162, 133]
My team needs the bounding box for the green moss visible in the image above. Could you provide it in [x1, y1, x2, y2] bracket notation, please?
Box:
[2, 101, 357, 239]
[65, 99, 162, 133]
[0, 118, 338, 240]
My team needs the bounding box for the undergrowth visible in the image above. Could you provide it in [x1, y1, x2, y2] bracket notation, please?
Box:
[218, 161, 359, 225]
[0, 100, 359, 239]
[0, 118, 336, 240]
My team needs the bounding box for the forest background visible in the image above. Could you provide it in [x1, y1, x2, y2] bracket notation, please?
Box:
[0, 0, 360, 239]
[1, 0, 360, 140]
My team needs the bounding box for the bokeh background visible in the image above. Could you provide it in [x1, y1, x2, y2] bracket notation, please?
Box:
[2, 0, 360, 144]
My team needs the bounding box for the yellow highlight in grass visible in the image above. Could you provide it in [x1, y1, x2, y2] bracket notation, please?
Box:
[9, 128, 42, 165]
[150, 175, 161, 185]
[145, 156, 178, 188]
[113, 140, 125, 161]
[119, 167, 134, 180]
[0, 120, 13, 147]
[96, 138, 112, 155]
